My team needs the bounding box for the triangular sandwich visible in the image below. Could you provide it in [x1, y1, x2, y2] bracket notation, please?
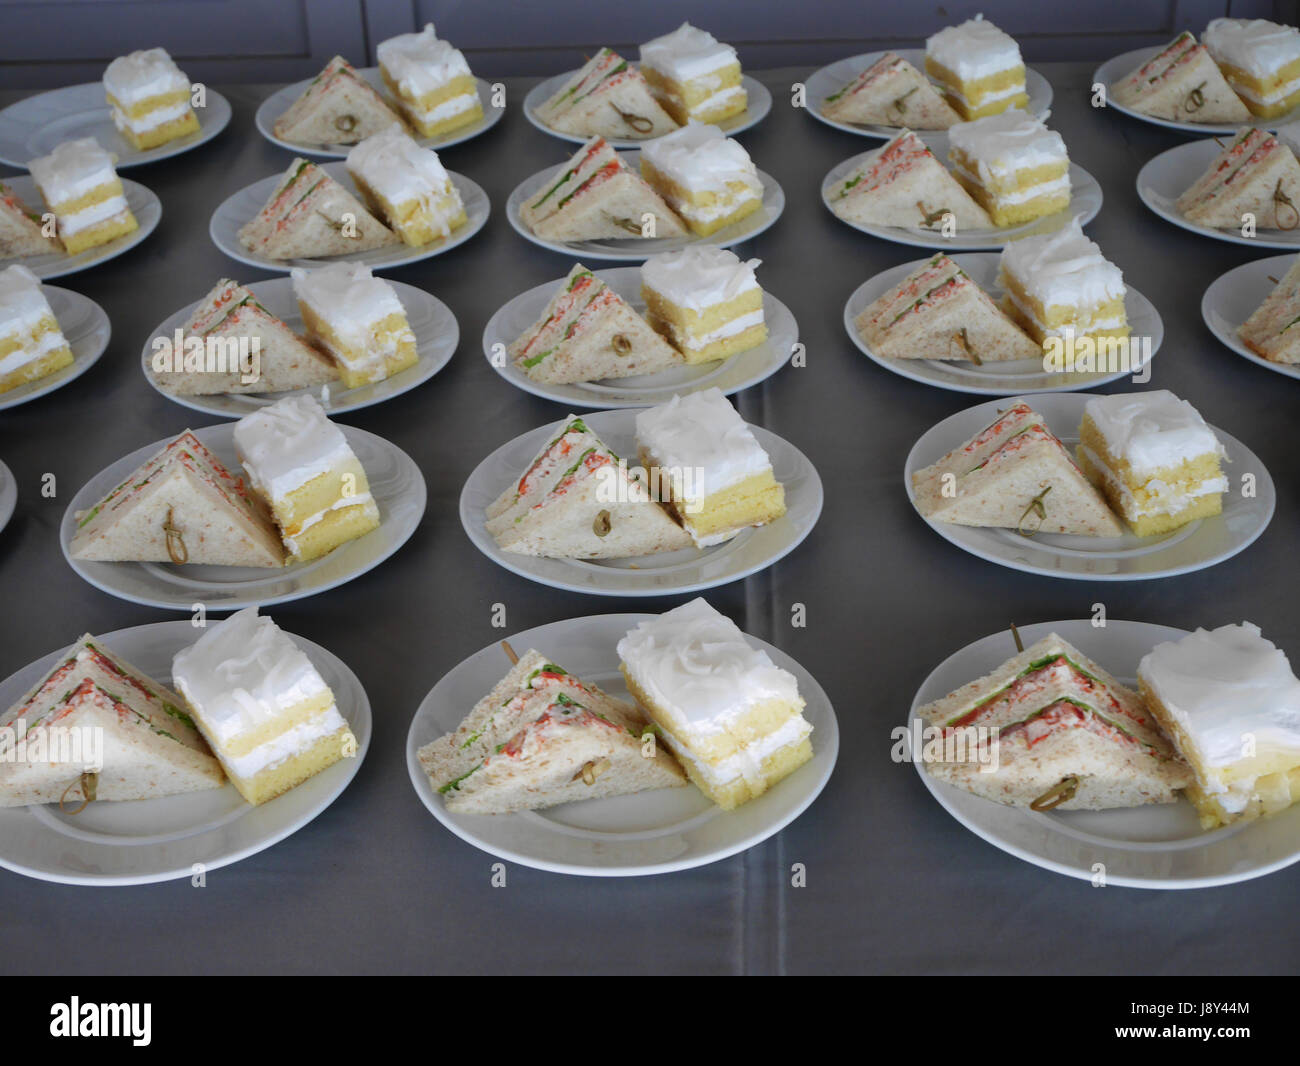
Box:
[0, 179, 60, 257]
[535, 48, 678, 139]
[1175, 128, 1300, 229]
[1238, 255, 1300, 363]
[418, 649, 687, 814]
[70, 430, 287, 567]
[821, 52, 961, 129]
[485, 414, 693, 558]
[916, 632, 1191, 809]
[1110, 32, 1250, 122]
[911, 400, 1124, 536]
[272, 56, 405, 146]
[0, 634, 225, 806]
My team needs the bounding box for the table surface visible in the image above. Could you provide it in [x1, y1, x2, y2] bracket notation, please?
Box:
[0, 62, 1297, 977]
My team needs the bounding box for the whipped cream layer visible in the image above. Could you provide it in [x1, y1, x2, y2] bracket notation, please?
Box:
[27, 138, 119, 204]
[640, 22, 738, 81]
[999, 217, 1124, 308]
[641, 246, 759, 310]
[0, 265, 54, 335]
[1084, 389, 1224, 476]
[926, 16, 1023, 80]
[104, 47, 189, 106]
[640, 120, 760, 193]
[659, 712, 811, 787]
[377, 23, 472, 96]
[232, 392, 354, 500]
[636, 387, 773, 499]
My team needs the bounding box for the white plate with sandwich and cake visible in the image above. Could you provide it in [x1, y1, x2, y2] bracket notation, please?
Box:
[407, 604, 839, 877]
[904, 391, 1274, 581]
[1201, 252, 1300, 380]
[460, 400, 822, 597]
[910, 617, 1300, 888]
[0, 272, 111, 411]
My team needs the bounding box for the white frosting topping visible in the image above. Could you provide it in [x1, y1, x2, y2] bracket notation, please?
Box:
[1083, 390, 1224, 475]
[948, 108, 1067, 181]
[1204, 18, 1300, 77]
[377, 23, 472, 96]
[999, 217, 1124, 308]
[27, 138, 118, 204]
[640, 23, 738, 81]
[926, 15, 1023, 80]
[0, 265, 53, 331]
[640, 246, 760, 310]
[104, 47, 189, 105]
[347, 126, 455, 210]
[291, 262, 406, 346]
[1140, 623, 1300, 768]
[636, 388, 773, 499]
[639, 120, 759, 192]
[232, 392, 354, 500]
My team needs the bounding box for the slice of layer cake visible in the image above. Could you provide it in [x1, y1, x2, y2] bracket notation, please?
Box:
[346, 127, 466, 246]
[639, 121, 762, 236]
[1139, 623, 1300, 828]
[997, 218, 1129, 346]
[925, 16, 1028, 120]
[0, 264, 73, 394]
[640, 246, 766, 363]
[636, 388, 786, 547]
[0, 633, 225, 807]
[508, 264, 682, 384]
[172, 607, 357, 806]
[377, 23, 484, 139]
[618, 598, 814, 811]
[918, 633, 1190, 810]
[1076, 390, 1227, 537]
[103, 47, 199, 151]
[27, 138, 137, 256]
[70, 430, 286, 566]
[419, 649, 687, 814]
[272, 56, 404, 146]
[912, 400, 1123, 536]
[855, 252, 1040, 362]
[820, 51, 961, 129]
[238, 157, 397, 260]
[291, 262, 417, 387]
[828, 129, 993, 230]
[486, 414, 692, 559]
[1175, 127, 1300, 230]
[519, 136, 686, 241]
[1204, 17, 1300, 119]
[535, 47, 677, 139]
[233, 393, 381, 562]
[948, 108, 1070, 227]
[151, 278, 338, 396]
[1238, 255, 1300, 363]
[1110, 31, 1250, 123]
[0, 179, 60, 258]
[639, 22, 747, 124]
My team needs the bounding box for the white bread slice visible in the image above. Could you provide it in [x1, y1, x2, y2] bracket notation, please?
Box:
[273, 56, 404, 146]
[1238, 256, 1300, 363]
[1181, 134, 1300, 229]
[1113, 36, 1250, 122]
[538, 49, 678, 139]
[822, 52, 960, 129]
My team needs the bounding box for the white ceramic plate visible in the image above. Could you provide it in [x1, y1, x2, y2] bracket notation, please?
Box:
[461, 409, 822, 596]
[804, 48, 1053, 139]
[140, 276, 459, 418]
[482, 266, 796, 407]
[822, 156, 1101, 250]
[2, 175, 160, 280]
[61, 423, 426, 611]
[407, 612, 838, 876]
[0, 83, 231, 168]
[255, 71, 504, 156]
[0, 620, 370, 886]
[523, 72, 772, 147]
[210, 161, 489, 273]
[844, 253, 1162, 395]
[0, 458, 15, 536]
[1092, 47, 1294, 136]
[1201, 253, 1300, 381]
[507, 149, 783, 261]
[910, 618, 1300, 888]
[904, 392, 1274, 580]
[0, 286, 110, 411]
[1137, 139, 1300, 249]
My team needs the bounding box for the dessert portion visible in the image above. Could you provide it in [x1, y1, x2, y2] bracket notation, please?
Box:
[27, 138, 137, 256]
[918, 633, 1190, 810]
[535, 47, 677, 139]
[912, 400, 1123, 537]
[640, 246, 766, 363]
[828, 129, 992, 230]
[485, 414, 692, 559]
[172, 607, 356, 806]
[925, 16, 1028, 120]
[618, 598, 814, 810]
[1109, 31, 1250, 123]
[855, 252, 1039, 363]
[0, 179, 60, 258]
[639, 121, 762, 236]
[820, 52, 961, 129]
[377, 23, 483, 138]
[997, 218, 1129, 347]
[0, 264, 74, 395]
[419, 649, 686, 814]
[1204, 17, 1300, 119]
[233, 393, 381, 562]
[508, 263, 681, 384]
[103, 47, 199, 150]
[1175, 128, 1300, 230]
[1076, 390, 1227, 537]
[519, 136, 686, 241]
[70, 430, 286, 567]
[238, 157, 396, 260]
[291, 262, 417, 388]
[639, 22, 747, 125]
[0, 634, 224, 807]
[636, 388, 786, 547]
[345, 127, 467, 246]
[1237, 255, 1300, 363]
[272, 56, 404, 146]
[947, 108, 1070, 227]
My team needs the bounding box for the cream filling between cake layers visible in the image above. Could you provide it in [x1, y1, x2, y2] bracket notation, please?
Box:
[409, 92, 479, 124]
[656, 713, 811, 788]
[1077, 445, 1226, 518]
[1002, 285, 1128, 338]
[56, 194, 130, 236]
[224, 705, 348, 778]
[951, 163, 1069, 205]
[112, 100, 192, 135]
[0, 329, 67, 375]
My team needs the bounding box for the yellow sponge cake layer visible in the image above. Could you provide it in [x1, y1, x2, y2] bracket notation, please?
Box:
[641, 285, 765, 363]
[641, 65, 745, 124]
[640, 159, 759, 236]
[638, 122, 763, 237]
[106, 89, 199, 150]
[226, 721, 353, 806]
[926, 59, 1027, 118]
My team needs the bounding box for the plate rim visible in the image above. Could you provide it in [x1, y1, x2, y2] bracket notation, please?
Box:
[0, 457, 15, 536]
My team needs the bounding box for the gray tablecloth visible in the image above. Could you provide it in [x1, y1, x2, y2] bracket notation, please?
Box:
[0, 64, 1296, 976]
